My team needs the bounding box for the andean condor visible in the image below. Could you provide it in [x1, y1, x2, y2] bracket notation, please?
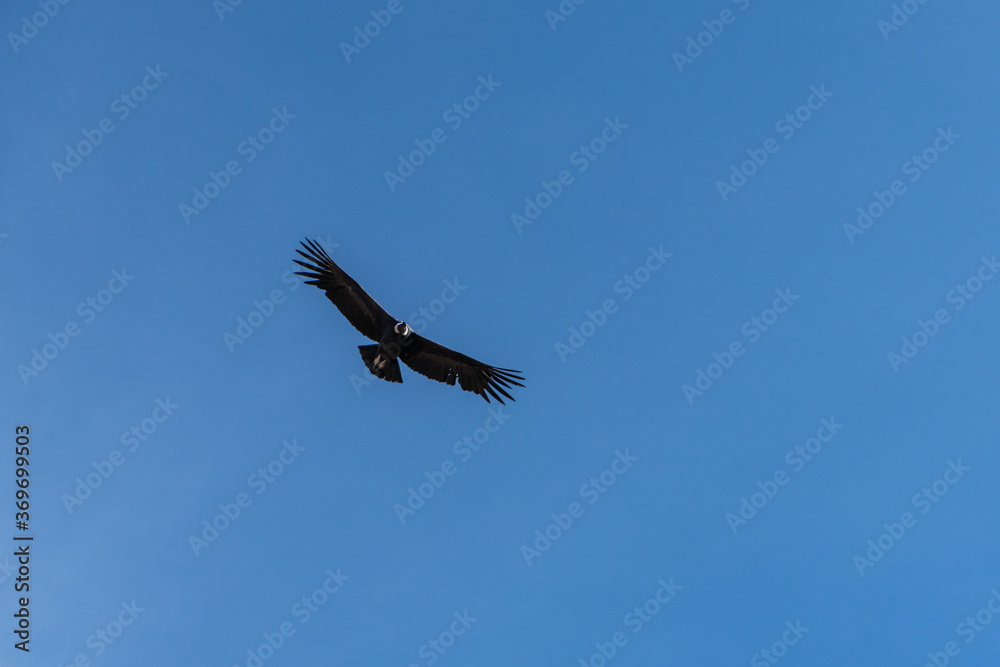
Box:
[294, 238, 524, 404]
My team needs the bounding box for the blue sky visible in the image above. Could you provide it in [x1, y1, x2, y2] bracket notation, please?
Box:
[3, 0, 1000, 664]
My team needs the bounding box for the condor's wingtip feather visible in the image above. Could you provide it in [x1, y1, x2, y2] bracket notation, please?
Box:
[300, 238, 335, 264]
[482, 384, 503, 403]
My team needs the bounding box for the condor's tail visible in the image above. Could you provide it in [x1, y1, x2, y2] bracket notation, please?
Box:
[358, 345, 403, 383]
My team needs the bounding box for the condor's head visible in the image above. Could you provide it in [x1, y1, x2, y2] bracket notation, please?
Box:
[394, 322, 411, 337]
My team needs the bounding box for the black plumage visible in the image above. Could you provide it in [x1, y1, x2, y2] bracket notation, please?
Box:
[294, 239, 524, 404]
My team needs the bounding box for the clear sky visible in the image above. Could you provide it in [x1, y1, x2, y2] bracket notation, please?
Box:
[3, 0, 1000, 665]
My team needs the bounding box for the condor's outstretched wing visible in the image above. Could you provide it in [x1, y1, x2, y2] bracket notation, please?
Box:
[294, 238, 396, 342]
[398, 333, 525, 404]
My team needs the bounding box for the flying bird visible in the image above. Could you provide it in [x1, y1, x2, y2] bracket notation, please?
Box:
[294, 238, 524, 404]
